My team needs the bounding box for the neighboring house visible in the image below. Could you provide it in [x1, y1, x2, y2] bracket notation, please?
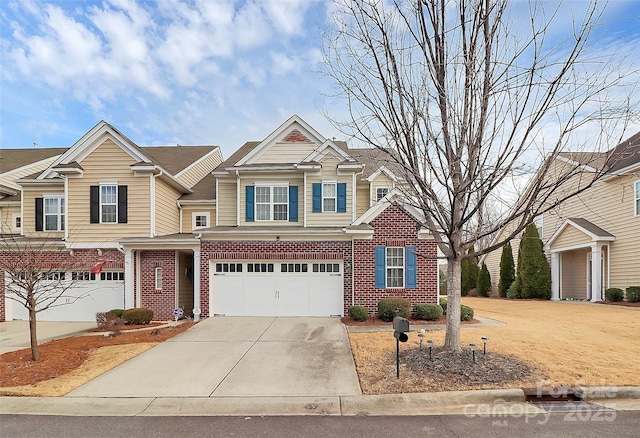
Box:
[483, 132, 640, 301]
[1, 115, 438, 322]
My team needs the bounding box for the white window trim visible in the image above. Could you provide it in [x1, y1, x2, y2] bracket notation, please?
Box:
[43, 195, 65, 232]
[254, 184, 289, 222]
[155, 267, 163, 290]
[635, 180, 640, 217]
[322, 182, 337, 213]
[376, 187, 389, 202]
[192, 212, 210, 229]
[12, 214, 22, 232]
[386, 247, 405, 289]
[100, 183, 118, 224]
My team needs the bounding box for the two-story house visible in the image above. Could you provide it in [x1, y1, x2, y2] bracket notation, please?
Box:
[483, 132, 640, 301]
[1, 115, 438, 322]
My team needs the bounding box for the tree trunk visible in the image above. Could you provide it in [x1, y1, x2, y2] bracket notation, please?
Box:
[444, 256, 463, 352]
[29, 305, 39, 361]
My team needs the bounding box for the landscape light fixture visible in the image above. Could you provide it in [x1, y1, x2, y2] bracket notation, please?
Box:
[470, 343, 477, 363]
[418, 329, 426, 351]
[481, 336, 489, 355]
[427, 339, 434, 361]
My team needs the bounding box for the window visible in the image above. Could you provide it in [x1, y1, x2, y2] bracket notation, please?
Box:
[281, 263, 308, 273]
[247, 263, 274, 273]
[72, 272, 96, 281]
[635, 181, 640, 217]
[255, 186, 288, 221]
[215, 263, 243, 273]
[101, 272, 124, 281]
[376, 187, 389, 202]
[312, 263, 340, 273]
[155, 268, 162, 290]
[44, 197, 65, 231]
[193, 213, 210, 229]
[386, 247, 404, 288]
[14, 215, 21, 230]
[533, 215, 544, 238]
[101, 185, 117, 223]
[46, 271, 65, 281]
[323, 183, 337, 212]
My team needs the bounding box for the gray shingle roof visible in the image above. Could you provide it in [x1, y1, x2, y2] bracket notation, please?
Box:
[0, 148, 68, 173]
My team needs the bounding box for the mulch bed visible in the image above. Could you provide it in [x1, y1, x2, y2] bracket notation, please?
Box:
[341, 316, 478, 326]
[0, 323, 195, 387]
[595, 301, 640, 308]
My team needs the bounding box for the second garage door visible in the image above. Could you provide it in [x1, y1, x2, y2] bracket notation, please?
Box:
[210, 260, 344, 317]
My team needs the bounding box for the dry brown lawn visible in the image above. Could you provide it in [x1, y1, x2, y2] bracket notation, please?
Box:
[350, 297, 640, 394]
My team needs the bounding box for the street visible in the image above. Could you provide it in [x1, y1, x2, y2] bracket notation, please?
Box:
[2, 412, 639, 438]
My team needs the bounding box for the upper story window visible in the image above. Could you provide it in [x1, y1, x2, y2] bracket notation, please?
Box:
[376, 187, 389, 202]
[635, 181, 640, 217]
[90, 184, 127, 224]
[44, 197, 65, 231]
[193, 212, 210, 229]
[255, 185, 288, 221]
[322, 183, 337, 212]
[14, 215, 22, 230]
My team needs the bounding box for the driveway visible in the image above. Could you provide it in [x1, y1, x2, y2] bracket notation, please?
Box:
[66, 317, 362, 398]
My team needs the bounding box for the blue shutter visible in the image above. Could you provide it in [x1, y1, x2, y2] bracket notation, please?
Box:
[337, 182, 347, 213]
[289, 186, 298, 222]
[375, 246, 386, 289]
[405, 246, 417, 289]
[312, 183, 321, 213]
[246, 186, 255, 222]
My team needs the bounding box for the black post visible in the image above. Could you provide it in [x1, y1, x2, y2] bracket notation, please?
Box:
[396, 337, 400, 378]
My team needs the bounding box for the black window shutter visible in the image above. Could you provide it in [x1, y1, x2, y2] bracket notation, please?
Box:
[90, 186, 99, 223]
[117, 185, 128, 223]
[35, 198, 43, 231]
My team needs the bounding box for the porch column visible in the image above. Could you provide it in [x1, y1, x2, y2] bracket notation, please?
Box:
[124, 248, 134, 309]
[591, 244, 602, 302]
[193, 247, 201, 321]
[551, 252, 560, 301]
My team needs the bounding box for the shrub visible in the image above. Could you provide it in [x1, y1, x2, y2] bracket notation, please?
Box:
[498, 242, 515, 298]
[625, 286, 640, 303]
[462, 246, 479, 296]
[108, 309, 125, 318]
[477, 263, 491, 297]
[96, 311, 125, 335]
[515, 224, 551, 299]
[439, 298, 447, 315]
[460, 305, 474, 321]
[415, 303, 443, 321]
[377, 297, 411, 322]
[348, 305, 369, 322]
[506, 279, 521, 299]
[605, 288, 624, 302]
[122, 308, 154, 325]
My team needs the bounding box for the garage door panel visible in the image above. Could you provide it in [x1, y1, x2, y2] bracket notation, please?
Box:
[278, 273, 310, 316]
[244, 275, 276, 316]
[212, 273, 244, 316]
[309, 273, 344, 316]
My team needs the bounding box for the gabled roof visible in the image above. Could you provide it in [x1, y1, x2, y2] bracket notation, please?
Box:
[302, 140, 356, 164]
[544, 217, 615, 251]
[605, 131, 640, 174]
[352, 188, 425, 226]
[143, 146, 219, 176]
[179, 173, 216, 202]
[0, 148, 68, 173]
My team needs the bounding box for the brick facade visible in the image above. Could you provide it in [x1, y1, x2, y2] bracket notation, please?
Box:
[139, 250, 176, 321]
[353, 204, 438, 314]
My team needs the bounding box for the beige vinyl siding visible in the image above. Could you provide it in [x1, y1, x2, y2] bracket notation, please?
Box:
[181, 205, 215, 233]
[370, 174, 395, 206]
[176, 150, 222, 188]
[20, 183, 64, 237]
[561, 248, 589, 299]
[66, 139, 150, 243]
[217, 180, 237, 226]
[550, 226, 590, 249]
[254, 142, 318, 164]
[0, 157, 60, 191]
[239, 175, 304, 227]
[0, 204, 21, 234]
[306, 156, 353, 227]
[356, 182, 370, 217]
[155, 179, 181, 236]
[483, 220, 521, 294]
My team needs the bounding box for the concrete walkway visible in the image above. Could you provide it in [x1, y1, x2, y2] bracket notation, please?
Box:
[346, 315, 505, 333]
[0, 321, 96, 354]
[66, 317, 361, 398]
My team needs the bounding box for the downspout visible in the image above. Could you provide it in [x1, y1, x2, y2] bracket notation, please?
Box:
[236, 170, 240, 226]
[63, 175, 69, 242]
[193, 233, 202, 321]
[177, 201, 183, 233]
[351, 237, 355, 307]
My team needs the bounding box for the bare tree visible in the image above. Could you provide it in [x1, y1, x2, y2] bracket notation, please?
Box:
[0, 236, 96, 360]
[323, 0, 639, 351]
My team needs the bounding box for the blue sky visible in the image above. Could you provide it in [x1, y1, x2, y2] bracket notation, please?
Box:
[1, 0, 639, 159]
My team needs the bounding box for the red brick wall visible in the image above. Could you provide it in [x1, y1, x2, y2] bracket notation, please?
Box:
[139, 250, 176, 321]
[200, 240, 352, 317]
[353, 204, 438, 314]
[0, 248, 123, 322]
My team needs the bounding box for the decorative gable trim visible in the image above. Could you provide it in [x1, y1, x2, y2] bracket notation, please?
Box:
[303, 140, 355, 164]
[366, 165, 398, 182]
[236, 115, 326, 166]
[40, 121, 151, 179]
[353, 188, 425, 226]
[544, 218, 615, 251]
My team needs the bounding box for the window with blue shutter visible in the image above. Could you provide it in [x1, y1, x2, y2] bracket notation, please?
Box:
[246, 185, 255, 222]
[405, 246, 417, 289]
[375, 246, 386, 289]
[289, 186, 298, 222]
[312, 183, 322, 213]
[337, 182, 347, 213]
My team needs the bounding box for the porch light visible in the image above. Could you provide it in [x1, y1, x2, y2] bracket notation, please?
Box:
[470, 343, 477, 363]
[481, 336, 489, 355]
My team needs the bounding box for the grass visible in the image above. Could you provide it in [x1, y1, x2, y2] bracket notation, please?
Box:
[349, 297, 640, 394]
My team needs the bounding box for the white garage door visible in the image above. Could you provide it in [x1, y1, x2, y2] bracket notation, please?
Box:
[5, 272, 125, 322]
[210, 260, 344, 317]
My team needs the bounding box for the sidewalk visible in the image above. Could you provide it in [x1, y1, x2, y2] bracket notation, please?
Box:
[346, 315, 505, 333]
[2, 387, 639, 416]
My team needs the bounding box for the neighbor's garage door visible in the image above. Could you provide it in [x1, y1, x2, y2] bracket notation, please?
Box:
[210, 261, 343, 316]
[6, 271, 125, 322]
